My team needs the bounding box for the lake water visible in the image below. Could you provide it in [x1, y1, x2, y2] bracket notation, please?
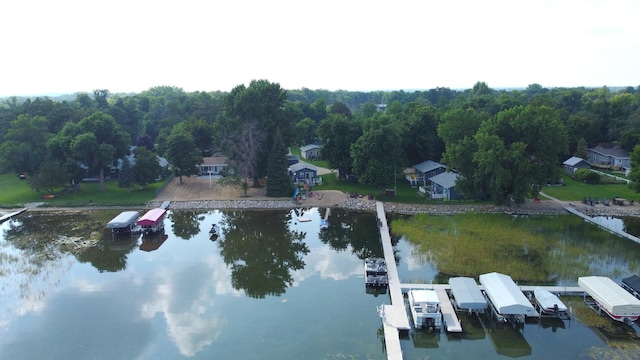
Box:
[1, 208, 640, 359]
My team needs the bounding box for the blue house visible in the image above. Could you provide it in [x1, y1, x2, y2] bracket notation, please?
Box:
[407, 160, 447, 186]
[429, 171, 463, 200]
[289, 162, 321, 185]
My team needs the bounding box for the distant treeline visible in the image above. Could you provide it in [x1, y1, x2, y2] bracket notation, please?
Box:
[1, 81, 640, 204]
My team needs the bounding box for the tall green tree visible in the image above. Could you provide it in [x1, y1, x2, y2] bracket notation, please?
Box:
[629, 144, 640, 192]
[317, 114, 362, 176]
[117, 157, 135, 193]
[0, 114, 51, 174]
[350, 114, 402, 189]
[69, 111, 129, 191]
[219, 80, 290, 187]
[132, 147, 162, 188]
[165, 127, 202, 184]
[453, 105, 568, 204]
[266, 129, 292, 197]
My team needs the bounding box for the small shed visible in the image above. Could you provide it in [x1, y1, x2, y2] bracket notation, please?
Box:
[563, 156, 590, 175]
[289, 162, 319, 185]
[300, 144, 321, 160]
[429, 171, 462, 200]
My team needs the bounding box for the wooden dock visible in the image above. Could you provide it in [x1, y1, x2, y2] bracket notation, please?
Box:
[376, 202, 409, 360]
[434, 287, 462, 332]
[564, 206, 640, 245]
[160, 201, 171, 209]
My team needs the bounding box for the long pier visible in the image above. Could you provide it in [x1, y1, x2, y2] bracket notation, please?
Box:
[564, 206, 640, 245]
[374, 202, 587, 360]
[376, 202, 409, 360]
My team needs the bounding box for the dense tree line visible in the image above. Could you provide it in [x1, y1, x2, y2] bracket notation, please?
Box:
[1, 82, 640, 203]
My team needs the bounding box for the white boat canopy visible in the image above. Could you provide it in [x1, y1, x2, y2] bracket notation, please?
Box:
[479, 272, 537, 316]
[449, 277, 487, 311]
[578, 276, 640, 317]
[107, 211, 140, 229]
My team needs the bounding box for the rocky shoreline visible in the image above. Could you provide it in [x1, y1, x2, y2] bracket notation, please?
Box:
[148, 198, 640, 217]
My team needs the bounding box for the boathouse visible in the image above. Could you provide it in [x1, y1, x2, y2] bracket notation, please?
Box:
[137, 208, 167, 234]
[449, 277, 487, 314]
[479, 272, 538, 323]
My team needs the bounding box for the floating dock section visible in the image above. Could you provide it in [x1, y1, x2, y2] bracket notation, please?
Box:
[434, 287, 462, 332]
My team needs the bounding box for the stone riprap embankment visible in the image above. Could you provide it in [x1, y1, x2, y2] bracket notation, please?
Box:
[146, 198, 640, 217]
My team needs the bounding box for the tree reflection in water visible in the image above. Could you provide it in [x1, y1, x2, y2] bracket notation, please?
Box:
[168, 210, 206, 240]
[217, 210, 309, 298]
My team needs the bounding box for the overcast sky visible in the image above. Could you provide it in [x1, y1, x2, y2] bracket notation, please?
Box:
[1, 0, 639, 96]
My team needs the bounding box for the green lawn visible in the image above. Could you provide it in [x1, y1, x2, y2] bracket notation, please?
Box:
[542, 174, 637, 202]
[0, 172, 165, 208]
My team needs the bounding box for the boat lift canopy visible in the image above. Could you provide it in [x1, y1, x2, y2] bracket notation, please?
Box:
[107, 211, 140, 230]
[449, 277, 487, 312]
[137, 208, 167, 227]
[479, 272, 538, 316]
[579, 276, 640, 317]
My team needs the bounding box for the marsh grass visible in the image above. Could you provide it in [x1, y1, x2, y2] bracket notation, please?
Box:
[391, 213, 640, 283]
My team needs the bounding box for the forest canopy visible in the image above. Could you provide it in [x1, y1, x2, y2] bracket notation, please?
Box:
[1, 82, 640, 204]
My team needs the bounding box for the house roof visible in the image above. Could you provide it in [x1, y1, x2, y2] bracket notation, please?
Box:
[587, 147, 630, 159]
[429, 171, 458, 189]
[563, 156, 590, 166]
[300, 144, 321, 152]
[289, 161, 317, 172]
[201, 155, 228, 166]
[413, 160, 445, 173]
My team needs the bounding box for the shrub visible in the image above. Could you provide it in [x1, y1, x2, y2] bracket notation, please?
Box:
[574, 169, 600, 184]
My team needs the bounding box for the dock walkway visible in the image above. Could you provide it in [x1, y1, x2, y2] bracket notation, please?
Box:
[0, 208, 27, 224]
[434, 287, 462, 332]
[376, 201, 409, 360]
[564, 206, 640, 245]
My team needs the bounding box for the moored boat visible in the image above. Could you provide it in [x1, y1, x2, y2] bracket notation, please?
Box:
[408, 289, 443, 330]
[534, 288, 570, 319]
[364, 257, 388, 287]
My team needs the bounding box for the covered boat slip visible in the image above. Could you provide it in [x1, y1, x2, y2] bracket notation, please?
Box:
[578, 276, 640, 321]
[106, 211, 140, 233]
[137, 208, 167, 234]
[534, 288, 570, 320]
[449, 277, 487, 314]
[479, 272, 538, 322]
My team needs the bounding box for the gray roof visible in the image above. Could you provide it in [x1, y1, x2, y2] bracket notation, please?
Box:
[300, 144, 321, 152]
[429, 171, 458, 189]
[413, 160, 446, 173]
[289, 161, 317, 172]
[563, 156, 589, 166]
[587, 147, 629, 159]
[449, 277, 487, 311]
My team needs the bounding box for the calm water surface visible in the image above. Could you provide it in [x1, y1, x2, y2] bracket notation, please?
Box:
[1, 208, 640, 359]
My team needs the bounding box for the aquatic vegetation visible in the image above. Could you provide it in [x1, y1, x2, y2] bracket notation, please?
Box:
[391, 213, 640, 283]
